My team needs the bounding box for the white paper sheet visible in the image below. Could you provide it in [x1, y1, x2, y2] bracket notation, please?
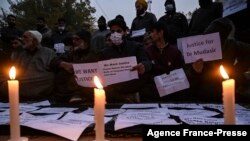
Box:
[180, 116, 224, 125]
[21, 100, 51, 107]
[20, 112, 63, 124]
[201, 104, 247, 112]
[236, 109, 250, 125]
[115, 108, 177, 130]
[0, 114, 9, 125]
[30, 107, 77, 114]
[0, 102, 9, 108]
[161, 103, 203, 109]
[121, 103, 159, 109]
[82, 108, 126, 116]
[168, 109, 219, 117]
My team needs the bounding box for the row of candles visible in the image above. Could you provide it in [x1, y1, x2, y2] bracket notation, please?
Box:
[7, 65, 235, 141]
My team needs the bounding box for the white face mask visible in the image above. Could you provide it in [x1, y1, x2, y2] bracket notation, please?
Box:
[110, 32, 123, 45]
[58, 26, 65, 30]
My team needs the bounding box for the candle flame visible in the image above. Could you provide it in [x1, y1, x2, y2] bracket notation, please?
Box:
[9, 66, 16, 80]
[94, 76, 103, 89]
[220, 65, 229, 79]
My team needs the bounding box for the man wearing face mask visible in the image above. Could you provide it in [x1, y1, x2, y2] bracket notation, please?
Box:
[51, 18, 71, 55]
[188, 0, 223, 35]
[158, 0, 188, 44]
[100, 18, 152, 103]
[51, 29, 99, 103]
[91, 16, 110, 53]
[130, 0, 157, 42]
[36, 17, 53, 48]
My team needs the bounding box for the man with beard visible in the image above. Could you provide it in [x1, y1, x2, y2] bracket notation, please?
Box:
[0, 14, 23, 75]
[130, 0, 157, 42]
[0, 30, 56, 102]
[158, 0, 188, 44]
[36, 17, 53, 48]
[91, 16, 110, 52]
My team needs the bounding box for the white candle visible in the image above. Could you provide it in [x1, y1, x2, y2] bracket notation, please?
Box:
[8, 66, 21, 140]
[220, 65, 235, 124]
[93, 76, 106, 141]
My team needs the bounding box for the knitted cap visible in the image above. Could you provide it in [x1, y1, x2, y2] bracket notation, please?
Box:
[27, 30, 42, 43]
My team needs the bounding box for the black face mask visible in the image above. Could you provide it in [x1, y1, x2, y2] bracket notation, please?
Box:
[136, 9, 145, 16]
[199, 0, 212, 8]
[36, 24, 45, 30]
[8, 22, 16, 27]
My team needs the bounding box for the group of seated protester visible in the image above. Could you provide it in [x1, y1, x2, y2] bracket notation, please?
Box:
[0, 17, 250, 104]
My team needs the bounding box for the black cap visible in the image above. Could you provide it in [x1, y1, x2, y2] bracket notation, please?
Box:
[98, 16, 106, 23]
[108, 18, 127, 31]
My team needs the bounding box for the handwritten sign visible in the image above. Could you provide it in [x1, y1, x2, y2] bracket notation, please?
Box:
[73, 63, 100, 87]
[154, 68, 190, 97]
[178, 32, 222, 64]
[73, 56, 138, 87]
[223, 0, 247, 17]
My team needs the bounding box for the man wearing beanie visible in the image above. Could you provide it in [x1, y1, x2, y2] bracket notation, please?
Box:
[158, 0, 188, 44]
[130, 0, 157, 42]
[91, 16, 110, 53]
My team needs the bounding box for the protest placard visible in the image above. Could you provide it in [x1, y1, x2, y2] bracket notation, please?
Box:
[154, 68, 189, 97]
[223, 0, 247, 17]
[178, 32, 222, 64]
[73, 56, 138, 87]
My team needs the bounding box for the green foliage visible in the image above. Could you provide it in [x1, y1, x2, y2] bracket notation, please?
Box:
[6, 0, 96, 32]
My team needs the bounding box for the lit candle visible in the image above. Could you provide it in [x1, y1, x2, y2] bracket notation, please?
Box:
[8, 66, 21, 141]
[8, 66, 28, 141]
[93, 76, 107, 141]
[220, 65, 235, 124]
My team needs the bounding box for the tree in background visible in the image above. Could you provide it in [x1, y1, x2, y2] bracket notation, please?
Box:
[4, 0, 96, 31]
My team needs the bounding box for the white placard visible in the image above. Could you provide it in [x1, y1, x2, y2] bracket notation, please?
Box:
[73, 56, 138, 87]
[223, 0, 248, 17]
[73, 63, 101, 87]
[54, 43, 65, 54]
[178, 32, 222, 64]
[131, 28, 146, 38]
[154, 68, 190, 97]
